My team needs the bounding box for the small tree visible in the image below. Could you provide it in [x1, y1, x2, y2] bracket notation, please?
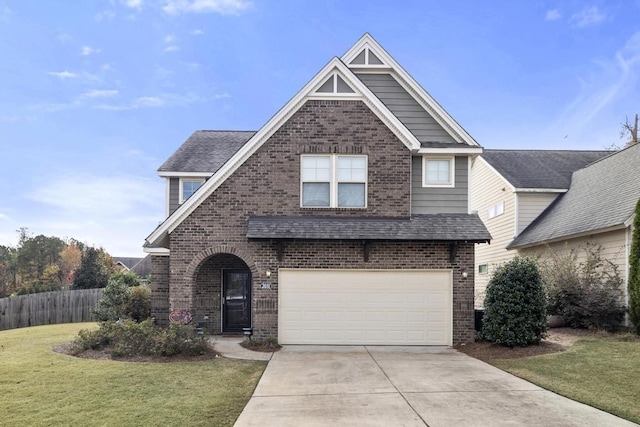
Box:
[93, 275, 150, 322]
[481, 257, 547, 347]
[629, 198, 640, 333]
[73, 247, 109, 289]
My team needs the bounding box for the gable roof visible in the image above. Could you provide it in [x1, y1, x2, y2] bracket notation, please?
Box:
[343, 34, 479, 150]
[508, 144, 640, 249]
[146, 34, 481, 249]
[482, 150, 611, 190]
[130, 255, 151, 278]
[158, 131, 255, 174]
[247, 214, 491, 242]
[113, 257, 143, 270]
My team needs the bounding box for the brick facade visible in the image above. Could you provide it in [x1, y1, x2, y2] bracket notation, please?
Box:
[155, 99, 476, 345]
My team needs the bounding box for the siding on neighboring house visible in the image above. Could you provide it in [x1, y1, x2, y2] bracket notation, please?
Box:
[356, 73, 456, 143]
[169, 177, 180, 216]
[411, 156, 468, 214]
[519, 228, 629, 291]
[517, 193, 559, 234]
[470, 157, 516, 305]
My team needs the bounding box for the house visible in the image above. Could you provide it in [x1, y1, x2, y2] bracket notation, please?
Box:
[144, 34, 491, 346]
[508, 144, 640, 303]
[130, 255, 151, 283]
[113, 257, 144, 271]
[470, 149, 610, 305]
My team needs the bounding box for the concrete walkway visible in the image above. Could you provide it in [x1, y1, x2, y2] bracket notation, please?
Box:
[234, 345, 637, 427]
[210, 336, 273, 361]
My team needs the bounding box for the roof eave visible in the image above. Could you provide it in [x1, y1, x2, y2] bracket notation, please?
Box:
[507, 224, 627, 250]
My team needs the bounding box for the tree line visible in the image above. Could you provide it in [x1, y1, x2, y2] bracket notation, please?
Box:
[0, 228, 118, 297]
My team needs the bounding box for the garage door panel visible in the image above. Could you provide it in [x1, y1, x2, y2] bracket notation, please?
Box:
[279, 269, 452, 346]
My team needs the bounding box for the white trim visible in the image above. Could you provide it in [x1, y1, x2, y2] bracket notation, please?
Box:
[509, 224, 627, 250]
[343, 34, 479, 147]
[143, 247, 170, 256]
[624, 213, 635, 228]
[514, 193, 520, 238]
[514, 188, 568, 193]
[467, 155, 472, 214]
[300, 154, 368, 209]
[158, 171, 213, 178]
[179, 178, 205, 203]
[422, 156, 455, 188]
[165, 178, 170, 219]
[147, 56, 421, 245]
[417, 147, 483, 154]
[478, 263, 489, 275]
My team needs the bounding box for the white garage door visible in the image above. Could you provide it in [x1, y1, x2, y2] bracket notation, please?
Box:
[278, 269, 452, 345]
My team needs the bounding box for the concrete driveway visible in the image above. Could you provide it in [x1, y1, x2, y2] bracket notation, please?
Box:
[234, 345, 636, 427]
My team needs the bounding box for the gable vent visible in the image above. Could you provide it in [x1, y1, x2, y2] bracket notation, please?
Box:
[349, 47, 385, 66]
[315, 73, 355, 94]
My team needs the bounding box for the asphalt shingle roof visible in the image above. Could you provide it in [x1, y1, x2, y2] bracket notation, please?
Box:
[509, 144, 640, 248]
[247, 214, 491, 242]
[158, 130, 256, 173]
[482, 149, 611, 189]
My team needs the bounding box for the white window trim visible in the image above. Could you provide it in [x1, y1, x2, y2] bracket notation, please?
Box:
[179, 178, 205, 204]
[478, 263, 489, 275]
[300, 154, 368, 209]
[487, 201, 505, 219]
[422, 156, 455, 188]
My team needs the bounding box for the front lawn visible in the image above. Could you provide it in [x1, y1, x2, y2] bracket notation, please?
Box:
[0, 323, 266, 426]
[490, 335, 640, 424]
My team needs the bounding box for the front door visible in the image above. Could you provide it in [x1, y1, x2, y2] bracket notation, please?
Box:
[222, 269, 252, 332]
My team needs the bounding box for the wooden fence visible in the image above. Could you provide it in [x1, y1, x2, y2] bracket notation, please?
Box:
[0, 289, 104, 330]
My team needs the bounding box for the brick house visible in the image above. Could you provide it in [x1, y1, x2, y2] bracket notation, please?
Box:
[144, 34, 490, 346]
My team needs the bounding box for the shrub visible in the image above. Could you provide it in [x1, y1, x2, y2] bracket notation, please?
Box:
[629, 197, 640, 334]
[480, 257, 547, 347]
[73, 319, 209, 357]
[540, 243, 626, 331]
[92, 277, 151, 322]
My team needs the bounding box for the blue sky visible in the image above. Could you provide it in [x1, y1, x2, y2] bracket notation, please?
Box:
[1, 0, 639, 257]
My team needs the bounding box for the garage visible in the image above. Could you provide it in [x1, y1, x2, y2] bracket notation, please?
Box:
[278, 269, 452, 345]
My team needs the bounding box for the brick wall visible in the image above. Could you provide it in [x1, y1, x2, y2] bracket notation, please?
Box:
[150, 255, 170, 326]
[158, 99, 475, 344]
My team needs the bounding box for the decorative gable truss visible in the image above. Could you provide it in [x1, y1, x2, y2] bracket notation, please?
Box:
[146, 34, 481, 250]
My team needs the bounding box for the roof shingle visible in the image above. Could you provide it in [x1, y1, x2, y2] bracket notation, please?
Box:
[158, 130, 256, 173]
[247, 214, 491, 242]
[482, 149, 610, 189]
[509, 144, 640, 248]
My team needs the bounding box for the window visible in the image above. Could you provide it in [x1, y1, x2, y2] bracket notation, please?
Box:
[180, 179, 204, 203]
[301, 155, 367, 208]
[478, 264, 488, 275]
[423, 156, 454, 187]
[487, 201, 505, 219]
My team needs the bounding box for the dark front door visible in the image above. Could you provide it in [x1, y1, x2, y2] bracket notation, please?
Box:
[222, 269, 251, 332]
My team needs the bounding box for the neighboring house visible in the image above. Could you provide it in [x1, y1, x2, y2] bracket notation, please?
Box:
[470, 150, 610, 305]
[144, 34, 490, 346]
[130, 255, 151, 283]
[508, 144, 640, 305]
[113, 257, 144, 271]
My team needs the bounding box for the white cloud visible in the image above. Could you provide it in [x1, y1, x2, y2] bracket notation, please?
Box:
[570, 6, 605, 28]
[81, 89, 119, 98]
[94, 93, 202, 111]
[545, 9, 561, 21]
[0, 213, 8, 221]
[163, 0, 251, 15]
[191, 29, 204, 35]
[94, 9, 116, 22]
[0, 2, 11, 23]
[0, 115, 20, 123]
[164, 45, 179, 52]
[81, 46, 101, 56]
[24, 174, 164, 256]
[545, 31, 640, 147]
[123, 0, 143, 9]
[48, 71, 101, 81]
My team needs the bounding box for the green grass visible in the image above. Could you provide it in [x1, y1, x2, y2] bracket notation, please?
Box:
[0, 323, 266, 426]
[492, 336, 640, 424]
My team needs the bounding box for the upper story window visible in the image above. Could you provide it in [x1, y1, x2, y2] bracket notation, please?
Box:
[422, 156, 454, 187]
[180, 179, 204, 203]
[487, 201, 505, 219]
[301, 155, 367, 208]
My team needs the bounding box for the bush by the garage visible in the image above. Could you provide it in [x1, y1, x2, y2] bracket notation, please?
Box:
[480, 257, 547, 347]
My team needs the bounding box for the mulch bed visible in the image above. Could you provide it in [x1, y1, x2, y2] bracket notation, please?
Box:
[52, 341, 221, 363]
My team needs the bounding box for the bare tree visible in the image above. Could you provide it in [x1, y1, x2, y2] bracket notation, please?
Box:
[621, 114, 639, 147]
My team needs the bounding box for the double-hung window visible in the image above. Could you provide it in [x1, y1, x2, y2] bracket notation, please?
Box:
[301, 155, 367, 208]
[180, 179, 204, 203]
[423, 156, 454, 187]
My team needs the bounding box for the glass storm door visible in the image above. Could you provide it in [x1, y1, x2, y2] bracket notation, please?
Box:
[222, 270, 251, 332]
